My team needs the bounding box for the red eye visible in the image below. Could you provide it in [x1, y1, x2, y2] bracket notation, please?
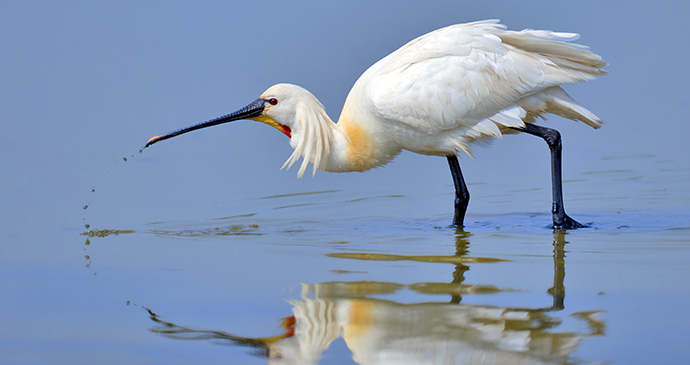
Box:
[268, 98, 278, 105]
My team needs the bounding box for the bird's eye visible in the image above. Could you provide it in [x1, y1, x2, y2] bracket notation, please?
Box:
[268, 98, 278, 105]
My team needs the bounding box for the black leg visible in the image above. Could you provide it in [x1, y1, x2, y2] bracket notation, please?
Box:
[447, 155, 470, 227]
[514, 124, 584, 229]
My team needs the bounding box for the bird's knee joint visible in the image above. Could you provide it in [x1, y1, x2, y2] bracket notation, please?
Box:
[544, 129, 561, 150]
[455, 196, 470, 207]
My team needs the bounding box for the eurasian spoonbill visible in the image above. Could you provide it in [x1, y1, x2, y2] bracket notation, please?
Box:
[144, 20, 606, 229]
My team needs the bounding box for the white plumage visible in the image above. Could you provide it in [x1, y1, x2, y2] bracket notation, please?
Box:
[341, 19, 604, 161]
[145, 19, 606, 228]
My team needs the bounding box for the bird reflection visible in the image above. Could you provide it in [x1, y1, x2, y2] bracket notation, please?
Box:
[451, 230, 471, 304]
[147, 231, 603, 364]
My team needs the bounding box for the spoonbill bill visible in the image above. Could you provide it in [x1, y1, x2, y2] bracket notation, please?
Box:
[144, 20, 606, 229]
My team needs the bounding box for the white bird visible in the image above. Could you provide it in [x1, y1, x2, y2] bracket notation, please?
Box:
[144, 20, 606, 229]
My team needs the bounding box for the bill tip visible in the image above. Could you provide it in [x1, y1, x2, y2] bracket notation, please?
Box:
[146, 135, 160, 145]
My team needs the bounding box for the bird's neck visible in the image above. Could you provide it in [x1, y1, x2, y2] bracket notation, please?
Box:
[323, 99, 401, 173]
[286, 93, 401, 176]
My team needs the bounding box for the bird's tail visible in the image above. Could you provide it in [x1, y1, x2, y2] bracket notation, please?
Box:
[517, 86, 603, 129]
[495, 27, 607, 84]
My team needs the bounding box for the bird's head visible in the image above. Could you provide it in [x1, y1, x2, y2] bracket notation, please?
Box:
[254, 83, 323, 141]
[142, 83, 334, 177]
[142, 83, 301, 149]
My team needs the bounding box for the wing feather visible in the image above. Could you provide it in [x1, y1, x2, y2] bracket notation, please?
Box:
[361, 20, 605, 137]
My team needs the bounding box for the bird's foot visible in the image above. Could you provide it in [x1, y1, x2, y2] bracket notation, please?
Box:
[553, 214, 586, 230]
[449, 216, 466, 229]
[451, 203, 468, 229]
[449, 222, 466, 230]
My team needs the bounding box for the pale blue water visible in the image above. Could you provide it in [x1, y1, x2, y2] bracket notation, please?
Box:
[4, 175, 689, 364]
[2, 2, 690, 364]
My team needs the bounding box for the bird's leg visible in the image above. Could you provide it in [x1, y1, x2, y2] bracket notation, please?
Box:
[514, 124, 584, 229]
[447, 155, 470, 227]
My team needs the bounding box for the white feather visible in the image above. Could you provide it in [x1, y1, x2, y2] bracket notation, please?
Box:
[282, 96, 334, 177]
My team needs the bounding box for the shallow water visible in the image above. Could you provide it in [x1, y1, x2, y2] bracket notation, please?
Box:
[5, 186, 689, 364]
[3, 113, 690, 365]
[2, 2, 690, 364]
